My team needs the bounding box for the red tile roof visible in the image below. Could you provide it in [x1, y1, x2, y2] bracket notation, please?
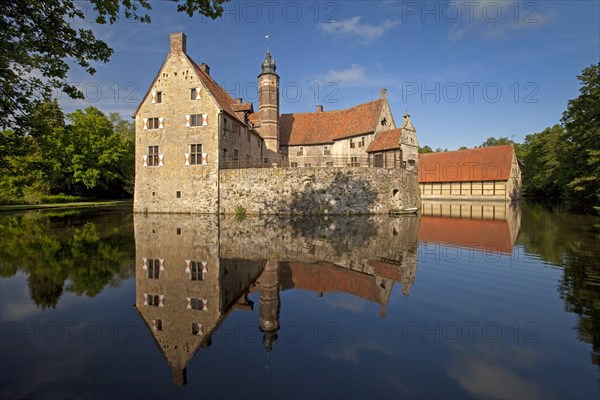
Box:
[418, 216, 513, 254]
[288, 262, 384, 304]
[279, 100, 384, 146]
[190, 57, 247, 124]
[418, 145, 515, 183]
[366, 128, 402, 152]
[247, 112, 260, 126]
[367, 259, 405, 281]
[231, 103, 253, 112]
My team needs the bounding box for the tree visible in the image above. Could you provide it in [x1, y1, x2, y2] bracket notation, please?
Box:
[418, 145, 433, 154]
[520, 125, 566, 197]
[59, 107, 134, 196]
[479, 136, 514, 147]
[561, 63, 600, 204]
[0, 0, 228, 169]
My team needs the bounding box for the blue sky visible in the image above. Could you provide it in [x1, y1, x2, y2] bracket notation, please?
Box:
[61, 0, 599, 150]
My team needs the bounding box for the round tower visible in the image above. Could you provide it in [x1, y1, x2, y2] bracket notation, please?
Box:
[258, 50, 280, 158]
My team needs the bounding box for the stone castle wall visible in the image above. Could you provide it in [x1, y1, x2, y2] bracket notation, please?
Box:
[219, 167, 420, 215]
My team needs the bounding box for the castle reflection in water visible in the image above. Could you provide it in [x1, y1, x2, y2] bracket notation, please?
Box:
[134, 201, 520, 385]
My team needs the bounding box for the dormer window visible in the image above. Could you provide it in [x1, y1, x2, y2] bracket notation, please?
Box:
[381, 117, 387, 126]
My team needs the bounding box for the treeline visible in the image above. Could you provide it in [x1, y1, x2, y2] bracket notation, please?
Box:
[0, 101, 134, 204]
[420, 63, 599, 205]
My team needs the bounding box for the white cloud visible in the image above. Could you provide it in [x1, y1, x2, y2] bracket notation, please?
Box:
[447, 0, 552, 41]
[319, 16, 399, 44]
[324, 340, 397, 364]
[317, 64, 366, 85]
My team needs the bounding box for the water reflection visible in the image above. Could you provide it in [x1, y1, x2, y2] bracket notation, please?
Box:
[134, 213, 419, 385]
[1, 203, 599, 398]
[0, 209, 134, 309]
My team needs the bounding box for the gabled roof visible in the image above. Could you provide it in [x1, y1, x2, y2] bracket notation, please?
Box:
[366, 128, 402, 153]
[418, 145, 515, 183]
[133, 52, 251, 126]
[279, 99, 384, 146]
[189, 56, 247, 125]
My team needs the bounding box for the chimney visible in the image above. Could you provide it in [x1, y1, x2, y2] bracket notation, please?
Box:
[199, 63, 210, 76]
[169, 32, 187, 54]
[236, 98, 243, 104]
[316, 105, 323, 113]
[380, 88, 387, 99]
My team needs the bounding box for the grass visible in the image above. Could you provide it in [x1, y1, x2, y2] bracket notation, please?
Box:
[235, 205, 247, 221]
[0, 199, 132, 213]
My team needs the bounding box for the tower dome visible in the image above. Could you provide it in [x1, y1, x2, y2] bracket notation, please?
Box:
[260, 51, 277, 75]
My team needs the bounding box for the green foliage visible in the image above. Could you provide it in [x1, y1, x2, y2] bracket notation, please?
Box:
[0, 0, 228, 168]
[39, 194, 87, 204]
[479, 136, 515, 147]
[235, 205, 247, 220]
[520, 125, 566, 197]
[518, 63, 599, 204]
[0, 103, 134, 204]
[418, 145, 433, 154]
[561, 63, 600, 203]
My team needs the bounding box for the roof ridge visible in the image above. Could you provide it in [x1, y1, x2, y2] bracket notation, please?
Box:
[280, 98, 383, 117]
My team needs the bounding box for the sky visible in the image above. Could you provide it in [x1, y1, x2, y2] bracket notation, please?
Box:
[61, 0, 600, 150]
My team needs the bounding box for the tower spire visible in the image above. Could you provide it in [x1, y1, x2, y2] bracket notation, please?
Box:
[265, 35, 270, 54]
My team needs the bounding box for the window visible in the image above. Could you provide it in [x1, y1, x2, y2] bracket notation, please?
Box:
[350, 156, 359, 167]
[190, 261, 204, 281]
[155, 92, 162, 104]
[373, 153, 384, 168]
[147, 117, 159, 129]
[154, 319, 163, 331]
[191, 88, 198, 100]
[350, 139, 355, 149]
[189, 114, 205, 127]
[147, 146, 159, 166]
[190, 144, 203, 165]
[291, 162, 298, 168]
[358, 137, 365, 148]
[177, 228, 181, 235]
[247, 132, 251, 142]
[192, 322, 202, 335]
[323, 146, 331, 155]
[148, 259, 160, 279]
[326, 161, 334, 167]
[297, 147, 304, 156]
[223, 149, 227, 161]
[233, 149, 239, 161]
[146, 294, 161, 307]
[176, 191, 181, 198]
[305, 163, 312, 167]
[190, 298, 207, 311]
[264, 158, 269, 164]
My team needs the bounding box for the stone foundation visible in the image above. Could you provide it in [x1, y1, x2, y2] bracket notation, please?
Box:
[219, 167, 420, 215]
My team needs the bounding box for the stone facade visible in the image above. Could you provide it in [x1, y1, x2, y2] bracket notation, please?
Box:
[134, 32, 420, 214]
[219, 167, 420, 214]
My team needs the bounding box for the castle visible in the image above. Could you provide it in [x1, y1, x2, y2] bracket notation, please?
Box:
[133, 33, 420, 214]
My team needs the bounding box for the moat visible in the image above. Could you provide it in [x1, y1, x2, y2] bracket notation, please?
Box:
[0, 201, 599, 399]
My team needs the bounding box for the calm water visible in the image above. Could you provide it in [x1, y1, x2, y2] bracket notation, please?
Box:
[0, 202, 599, 399]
